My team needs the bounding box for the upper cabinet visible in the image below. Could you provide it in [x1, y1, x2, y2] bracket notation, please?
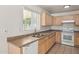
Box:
[53, 15, 75, 26]
[53, 16, 62, 26]
[41, 11, 79, 26]
[62, 15, 74, 20]
[41, 11, 53, 26]
[48, 15, 53, 25]
[74, 15, 79, 25]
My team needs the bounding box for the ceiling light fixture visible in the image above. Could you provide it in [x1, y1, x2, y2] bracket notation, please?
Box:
[64, 5, 70, 8]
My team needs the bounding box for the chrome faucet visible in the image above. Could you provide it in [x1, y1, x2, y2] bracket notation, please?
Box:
[33, 28, 37, 36]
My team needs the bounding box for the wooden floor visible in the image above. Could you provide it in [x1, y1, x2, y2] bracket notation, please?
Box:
[48, 44, 79, 54]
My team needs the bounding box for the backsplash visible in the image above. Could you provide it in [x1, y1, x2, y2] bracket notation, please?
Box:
[51, 25, 79, 31]
[40, 26, 51, 31]
[51, 26, 62, 30]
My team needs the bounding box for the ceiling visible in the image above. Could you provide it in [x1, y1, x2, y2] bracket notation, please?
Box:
[38, 5, 79, 14]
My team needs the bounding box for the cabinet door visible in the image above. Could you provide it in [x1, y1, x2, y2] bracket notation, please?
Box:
[56, 32, 61, 44]
[62, 15, 74, 20]
[74, 32, 79, 46]
[38, 42, 46, 54]
[45, 38, 51, 52]
[23, 41, 38, 54]
[41, 11, 53, 26]
[49, 16, 53, 25]
[41, 11, 48, 26]
[38, 37, 48, 54]
[8, 42, 21, 54]
[74, 15, 79, 25]
[51, 35, 56, 45]
[53, 16, 62, 25]
[49, 33, 56, 47]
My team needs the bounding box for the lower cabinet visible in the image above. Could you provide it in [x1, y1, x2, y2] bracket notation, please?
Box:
[8, 42, 21, 54]
[74, 32, 79, 47]
[38, 32, 56, 54]
[38, 42, 46, 54]
[55, 31, 61, 44]
[38, 37, 48, 54]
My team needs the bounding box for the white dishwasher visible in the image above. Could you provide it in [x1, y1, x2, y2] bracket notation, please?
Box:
[23, 41, 38, 54]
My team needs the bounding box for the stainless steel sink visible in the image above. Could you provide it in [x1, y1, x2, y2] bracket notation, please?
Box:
[32, 33, 45, 38]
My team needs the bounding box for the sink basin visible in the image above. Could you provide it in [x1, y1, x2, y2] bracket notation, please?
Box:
[32, 33, 45, 38]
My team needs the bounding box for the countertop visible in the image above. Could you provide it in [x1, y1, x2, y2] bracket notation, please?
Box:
[7, 30, 55, 48]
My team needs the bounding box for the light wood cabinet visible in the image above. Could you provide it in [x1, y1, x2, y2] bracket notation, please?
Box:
[48, 15, 53, 25]
[38, 37, 48, 54]
[74, 32, 79, 47]
[8, 42, 21, 54]
[62, 15, 74, 20]
[38, 42, 46, 54]
[74, 15, 79, 25]
[53, 15, 75, 26]
[53, 16, 62, 25]
[41, 11, 53, 26]
[56, 31, 61, 44]
[38, 32, 56, 54]
[41, 11, 48, 26]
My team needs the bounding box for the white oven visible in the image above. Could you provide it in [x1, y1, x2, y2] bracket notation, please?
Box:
[62, 20, 74, 46]
[61, 31, 74, 46]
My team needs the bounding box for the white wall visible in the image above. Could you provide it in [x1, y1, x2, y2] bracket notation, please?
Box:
[6, 6, 24, 37]
[0, 5, 24, 53]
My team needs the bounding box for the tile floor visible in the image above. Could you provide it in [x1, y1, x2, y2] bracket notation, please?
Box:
[48, 44, 79, 54]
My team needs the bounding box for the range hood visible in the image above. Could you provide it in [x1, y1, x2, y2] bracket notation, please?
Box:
[62, 20, 74, 23]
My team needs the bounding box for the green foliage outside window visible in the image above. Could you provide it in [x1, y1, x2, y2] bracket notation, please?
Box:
[23, 9, 32, 30]
[23, 18, 31, 26]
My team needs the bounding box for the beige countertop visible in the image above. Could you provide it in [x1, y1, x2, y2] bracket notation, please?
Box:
[7, 30, 55, 47]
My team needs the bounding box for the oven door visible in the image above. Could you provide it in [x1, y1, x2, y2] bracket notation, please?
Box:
[61, 32, 74, 46]
[62, 32, 74, 42]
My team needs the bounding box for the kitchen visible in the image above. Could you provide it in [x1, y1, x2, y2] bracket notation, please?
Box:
[0, 5, 79, 54]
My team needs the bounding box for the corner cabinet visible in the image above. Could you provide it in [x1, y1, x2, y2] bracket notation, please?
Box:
[41, 11, 53, 26]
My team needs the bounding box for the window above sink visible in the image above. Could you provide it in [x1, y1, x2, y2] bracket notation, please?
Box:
[23, 8, 40, 31]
